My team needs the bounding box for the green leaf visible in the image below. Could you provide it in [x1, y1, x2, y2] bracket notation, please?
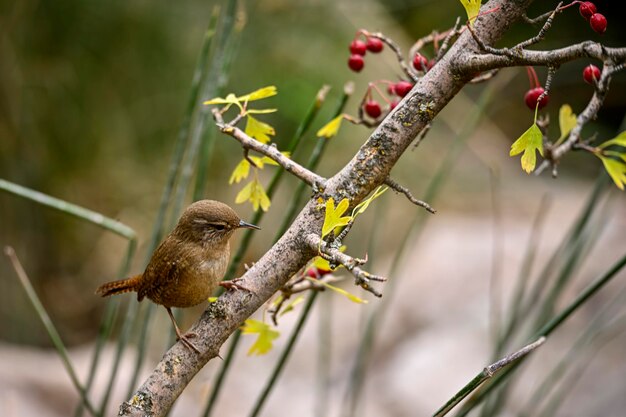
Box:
[241, 319, 280, 355]
[598, 131, 626, 149]
[238, 86, 278, 102]
[321, 198, 352, 238]
[245, 115, 275, 144]
[459, 0, 482, 26]
[229, 159, 251, 184]
[316, 114, 345, 139]
[235, 178, 271, 211]
[596, 154, 626, 190]
[557, 104, 577, 144]
[510, 123, 544, 173]
[352, 186, 388, 219]
[208, 297, 218, 303]
[306, 277, 368, 304]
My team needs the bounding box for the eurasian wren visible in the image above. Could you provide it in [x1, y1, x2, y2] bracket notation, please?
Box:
[95, 200, 259, 352]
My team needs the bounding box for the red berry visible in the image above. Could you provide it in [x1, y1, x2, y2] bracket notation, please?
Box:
[428, 59, 436, 70]
[524, 87, 548, 110]
[306, 268, 319, 278]
[412, 53, 428, 71]
[394, 81, 413, 97]
[590, 13, 607, 34]
[387, 83, 395, 95]
[579, 2, 597, 20]
[389, 99, 400, 110]
[583, 64, 601, 84]
[366, 37, 384, 53]
[348, 54, 365, 72]
[349, 39, 367, 56]
[364, 100, 382, 118]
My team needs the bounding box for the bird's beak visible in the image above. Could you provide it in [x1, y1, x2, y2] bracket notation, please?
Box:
[238, 219, 260, 230]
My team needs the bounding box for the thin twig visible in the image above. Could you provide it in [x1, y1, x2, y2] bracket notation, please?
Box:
[305, 234, 386, 297]
[432, 337, 546, 417]
[384, 177, 436, 213]
[212, 109, 327, 189]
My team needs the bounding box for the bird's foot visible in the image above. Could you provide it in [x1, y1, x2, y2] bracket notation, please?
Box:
[219, 278, 253, 292]
[177, 332, 200, 353]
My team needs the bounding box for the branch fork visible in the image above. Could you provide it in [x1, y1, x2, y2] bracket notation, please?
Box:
[304, 233, 386, 298]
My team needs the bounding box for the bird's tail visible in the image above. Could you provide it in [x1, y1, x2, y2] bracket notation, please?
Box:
[95, 274, 142, 297]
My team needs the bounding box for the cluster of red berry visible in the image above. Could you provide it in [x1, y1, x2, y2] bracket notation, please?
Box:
[579, 1, 607, 34]
[348, 35, 384, 72]
[361, 80, 415, 119]
[347, 31, 437, 120]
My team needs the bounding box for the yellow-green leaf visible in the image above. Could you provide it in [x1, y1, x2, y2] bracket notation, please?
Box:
[203, 93, 242, 111]
[279, 296, 305, 316]
[235, 178, 271, 211]
[596, 154, 626, 190]
[316, 114, 345, 139]
[241, 319, 280, 355]
[229, 159, 251, 184]
[321, 198, 352, 238]
[245, 115, 275, 144]
[460, 0, 482, 26]
[352, 186, 388, 219]
[238, 86, 278, 102]
[247, 108, 278, 114]
[208, 297, 218, 303]
[598, 131, 626, 149]
[510, 123, 544, 174]
[306, 277, 368, 304]
[557, 104, 577, 144]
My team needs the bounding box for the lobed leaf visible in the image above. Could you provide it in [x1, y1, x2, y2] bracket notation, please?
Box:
[245, 115, 275, 144]
[460, 0, 482, 26]
[229, 159, 251, 184]
[598, 131, 626, 149]
[316, 114, 345, 139]
[241, 319, 280, 355]
[238, 86, 278, 102]
[557, 104, 577, 144]
[321, 198, 352, 238]
[510, 123, 543, 174]
[235, 178, 271, 211]
[596, 154, 626, 190]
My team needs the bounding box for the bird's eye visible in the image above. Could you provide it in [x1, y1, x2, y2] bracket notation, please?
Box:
[212, 224, 226, 230]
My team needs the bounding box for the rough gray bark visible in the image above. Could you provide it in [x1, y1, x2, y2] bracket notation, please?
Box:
[118, 1, 536, 415]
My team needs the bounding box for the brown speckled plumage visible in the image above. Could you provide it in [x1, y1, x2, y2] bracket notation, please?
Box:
[95, 200, 259, 352]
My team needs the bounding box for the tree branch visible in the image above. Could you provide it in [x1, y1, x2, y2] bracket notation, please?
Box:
[211, 108, 327, 189]
[119, 2, 565, 415]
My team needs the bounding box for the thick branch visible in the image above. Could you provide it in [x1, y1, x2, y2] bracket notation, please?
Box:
[121, 1, 537, 415]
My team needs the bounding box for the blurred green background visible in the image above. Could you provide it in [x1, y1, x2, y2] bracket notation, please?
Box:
[1, 0, 624, 346]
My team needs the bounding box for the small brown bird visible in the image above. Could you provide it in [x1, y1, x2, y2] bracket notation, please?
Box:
[95, 200, 259, 352]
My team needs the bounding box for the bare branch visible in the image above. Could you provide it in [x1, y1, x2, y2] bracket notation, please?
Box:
[211, 109, 327, 189]
[384, 177, 436, 213]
